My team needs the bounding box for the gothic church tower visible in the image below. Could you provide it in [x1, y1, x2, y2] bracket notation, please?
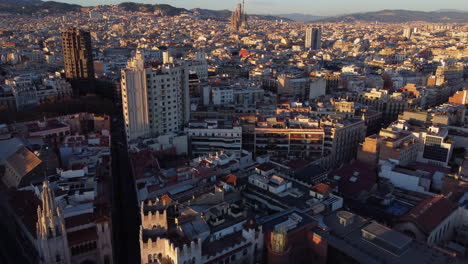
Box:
[36, 181, 71, 264]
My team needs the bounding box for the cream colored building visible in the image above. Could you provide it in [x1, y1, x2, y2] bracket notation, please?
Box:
[121, 52, 190, 142]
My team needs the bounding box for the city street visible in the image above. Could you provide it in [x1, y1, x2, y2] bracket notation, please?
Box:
[111, 115, 140, 264]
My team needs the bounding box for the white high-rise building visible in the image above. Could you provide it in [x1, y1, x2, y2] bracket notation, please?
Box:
[121, 52, 190, 142]
[403, 27, 412, 39]
[121, 52, 150, 141]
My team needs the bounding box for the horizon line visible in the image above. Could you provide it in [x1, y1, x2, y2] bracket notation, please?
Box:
[43, 1, 468, 17]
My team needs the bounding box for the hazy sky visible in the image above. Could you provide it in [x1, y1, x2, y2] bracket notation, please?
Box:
[58, 0, 468, 15]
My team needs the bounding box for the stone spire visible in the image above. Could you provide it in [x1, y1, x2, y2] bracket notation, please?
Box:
[36, 181, 71, 264]
[231, 1, 248, 31]
[241, 0, 248, 30]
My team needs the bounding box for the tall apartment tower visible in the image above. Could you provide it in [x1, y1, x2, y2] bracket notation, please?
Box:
[61, 26, 95, 95]
[403, 27, 412, 39]
[305, 27, 322, 50]
[36, 181, 71, 264]
[231, 1, 248, 31]
[121, 52, 190, 142]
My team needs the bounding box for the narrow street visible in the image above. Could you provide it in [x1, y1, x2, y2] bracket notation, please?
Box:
[111, 115, 140, 264]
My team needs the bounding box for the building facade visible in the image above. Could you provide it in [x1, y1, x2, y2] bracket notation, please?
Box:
[187, 119, 242, 156]
[305, 28, 321, 50]
[61, 27, 95, 95]
[254, 119, 324, 159]
[121, 52, 190, 142]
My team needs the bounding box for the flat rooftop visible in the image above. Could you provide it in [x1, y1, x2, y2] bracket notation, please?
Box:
[362, 221, 412, 253]
[316, 211, 460, 264]
[259, 208, 315, 233]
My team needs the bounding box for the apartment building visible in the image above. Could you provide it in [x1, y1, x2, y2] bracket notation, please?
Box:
[186, 119, 242, 156]
[121, 52, 190, 142]
[347, 88, 422, 124]
[254, 116, 324, 159]
[322, 117, 367, 168]
[277, 74, 310, 101]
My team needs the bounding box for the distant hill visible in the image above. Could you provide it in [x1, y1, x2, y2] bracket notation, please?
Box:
[0, 0, 80, 14]
[254, 14, 292, 22]
[118, 2, 186, 16]
[0, 0, 288, 21]
[191, 8, 232, 20]
[11, 1, 464, 24]
[118, 3, 289, 21]
[275, 13, 326, 22]
[0, 0, 40, 5]
[319, 9, 468, 23]
[434, 9, 467, 13]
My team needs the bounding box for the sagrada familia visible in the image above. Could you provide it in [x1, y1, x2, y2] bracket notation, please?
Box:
[230, 1, 248, 31]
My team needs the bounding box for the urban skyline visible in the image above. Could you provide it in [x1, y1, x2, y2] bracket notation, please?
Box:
[49, 0, 468, 15]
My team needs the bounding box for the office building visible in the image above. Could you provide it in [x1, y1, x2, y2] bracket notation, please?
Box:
[61, 27, 95, 95]
[186, 119, 242, 156]
[403, 27, 412, 39]
[305, 27, 321, 50]
[321, 117, 367, 168]
[254, 116, 324, 159]
[419, 126, 454, 167]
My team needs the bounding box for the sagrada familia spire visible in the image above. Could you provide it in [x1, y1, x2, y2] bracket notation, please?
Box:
[231, 0, 248, 31]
